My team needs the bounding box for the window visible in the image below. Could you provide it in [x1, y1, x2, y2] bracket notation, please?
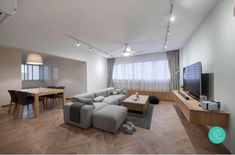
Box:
[112, 52, 171, 91]
[21, 64, 42, 81]
[113, 60, 171, 80]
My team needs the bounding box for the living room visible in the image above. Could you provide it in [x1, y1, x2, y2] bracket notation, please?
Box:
[0, 0, 234, 154]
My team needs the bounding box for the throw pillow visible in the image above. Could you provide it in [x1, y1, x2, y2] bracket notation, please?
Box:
[112, 91, 118, 95]
[78, 98, 93, 105]
[93, 96, 105, 102]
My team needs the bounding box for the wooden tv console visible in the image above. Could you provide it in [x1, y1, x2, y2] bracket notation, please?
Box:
[173, 90, 229, 128]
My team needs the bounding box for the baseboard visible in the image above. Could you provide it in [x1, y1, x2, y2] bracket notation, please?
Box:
[1, 104, 10, 108]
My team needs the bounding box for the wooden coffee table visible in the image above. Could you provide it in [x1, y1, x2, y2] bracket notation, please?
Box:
[123, 95, 149, 115]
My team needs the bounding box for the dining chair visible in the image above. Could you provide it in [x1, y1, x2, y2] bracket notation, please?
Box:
[56, 86, 65, 105]
[15, 91, 35, 118]
[8, 90, 18, 113]
[46, 86, 60, 109]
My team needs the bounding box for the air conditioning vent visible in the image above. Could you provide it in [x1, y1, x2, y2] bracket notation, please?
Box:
[0, 12, 12, 26]
[0, 0, 17, 27]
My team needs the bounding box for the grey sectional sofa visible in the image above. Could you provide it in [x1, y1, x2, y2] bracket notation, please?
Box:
[63, 87, 128, 132]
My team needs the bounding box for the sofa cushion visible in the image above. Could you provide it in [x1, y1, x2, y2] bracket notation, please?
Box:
[92, 105, 127, 133]
[95, 89, 107, 97]
[93, 96, 104, 102]
[103, 94, 127, 105]
[93, 102, 108, 112]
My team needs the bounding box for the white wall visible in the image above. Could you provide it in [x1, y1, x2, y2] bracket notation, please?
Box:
[0, 47, 22, 106]
[44, 56, 87, 97]
[181, 0, 235, 152]
[0, 45, 107, 106]
[42, 48, 108, 93]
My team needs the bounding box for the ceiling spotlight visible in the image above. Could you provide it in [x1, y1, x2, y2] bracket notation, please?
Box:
[170, 15, 175, 22]
[164, 46, 167, 49]
[126, 47, 131, 52]
[123, 52, 131, 57]
[76, 41, 80, 47]
[167, 31, 171, 36]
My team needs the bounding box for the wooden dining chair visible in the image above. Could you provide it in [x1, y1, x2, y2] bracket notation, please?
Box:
[8, 90, 18, 113]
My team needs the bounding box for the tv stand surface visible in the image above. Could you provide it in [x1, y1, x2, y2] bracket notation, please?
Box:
[173, 90, 229, 128]
[177, 91, 189, 100]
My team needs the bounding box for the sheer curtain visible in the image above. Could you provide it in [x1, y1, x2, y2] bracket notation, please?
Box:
[112, 52, 171, 91]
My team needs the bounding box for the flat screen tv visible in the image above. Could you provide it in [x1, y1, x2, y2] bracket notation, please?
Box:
[183, 62, 202, 99]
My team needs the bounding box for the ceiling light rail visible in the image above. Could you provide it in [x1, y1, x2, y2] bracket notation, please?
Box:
[163, 0, 174, 51]
[68, 35, 112, 58]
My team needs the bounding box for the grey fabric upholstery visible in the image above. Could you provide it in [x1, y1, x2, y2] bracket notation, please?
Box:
[65, 87, 127, 131]
[64, 102, 95, 129]
[64, 102, 108, 129]
[103, 94, 126, 105]
[93, 102, 108, 112]
[93, 105, 127, 133]
[95, 89, 107, 97]
[78, 98, 93, 105]
[72, 92, 95, 102]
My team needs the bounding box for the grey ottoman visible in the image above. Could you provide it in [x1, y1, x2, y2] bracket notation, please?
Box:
[92, 105, 127, 133]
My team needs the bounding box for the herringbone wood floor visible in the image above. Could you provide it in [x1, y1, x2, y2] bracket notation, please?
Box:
[0, 102, 230, 154]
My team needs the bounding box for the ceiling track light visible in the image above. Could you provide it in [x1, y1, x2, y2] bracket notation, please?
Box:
[163, 0, 174, 51]
[123, 43, 132, 57]
[76, 41, 80, 47]
[68, 35, 112, 58]
[170, 15, 175, 22]
[89, 46, 92, 51]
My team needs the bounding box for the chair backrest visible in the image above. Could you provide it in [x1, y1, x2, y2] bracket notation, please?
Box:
[16, 91, 30, 105]
[8, 90, 18, 103]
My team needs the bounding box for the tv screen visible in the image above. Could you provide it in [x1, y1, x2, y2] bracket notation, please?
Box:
[183, 62, 202, 99]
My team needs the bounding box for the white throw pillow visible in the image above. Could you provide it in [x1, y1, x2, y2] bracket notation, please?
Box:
[93, 96, 105, 102]
[112, 91, 118, 95]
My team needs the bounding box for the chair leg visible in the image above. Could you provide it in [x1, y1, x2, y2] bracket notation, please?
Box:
[21, 106, 24, 118]
[8, 101, 12, 113]
[13, 103, 18, 114]
[43, 98, 46, 110]
[53, 99, 56, 109]
[27, 105, 29, 111]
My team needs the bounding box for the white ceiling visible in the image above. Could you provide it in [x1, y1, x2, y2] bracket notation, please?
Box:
[0, 0, 218, 58]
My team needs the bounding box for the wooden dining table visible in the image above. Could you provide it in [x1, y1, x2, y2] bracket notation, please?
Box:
[20, 88, 65, 118]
